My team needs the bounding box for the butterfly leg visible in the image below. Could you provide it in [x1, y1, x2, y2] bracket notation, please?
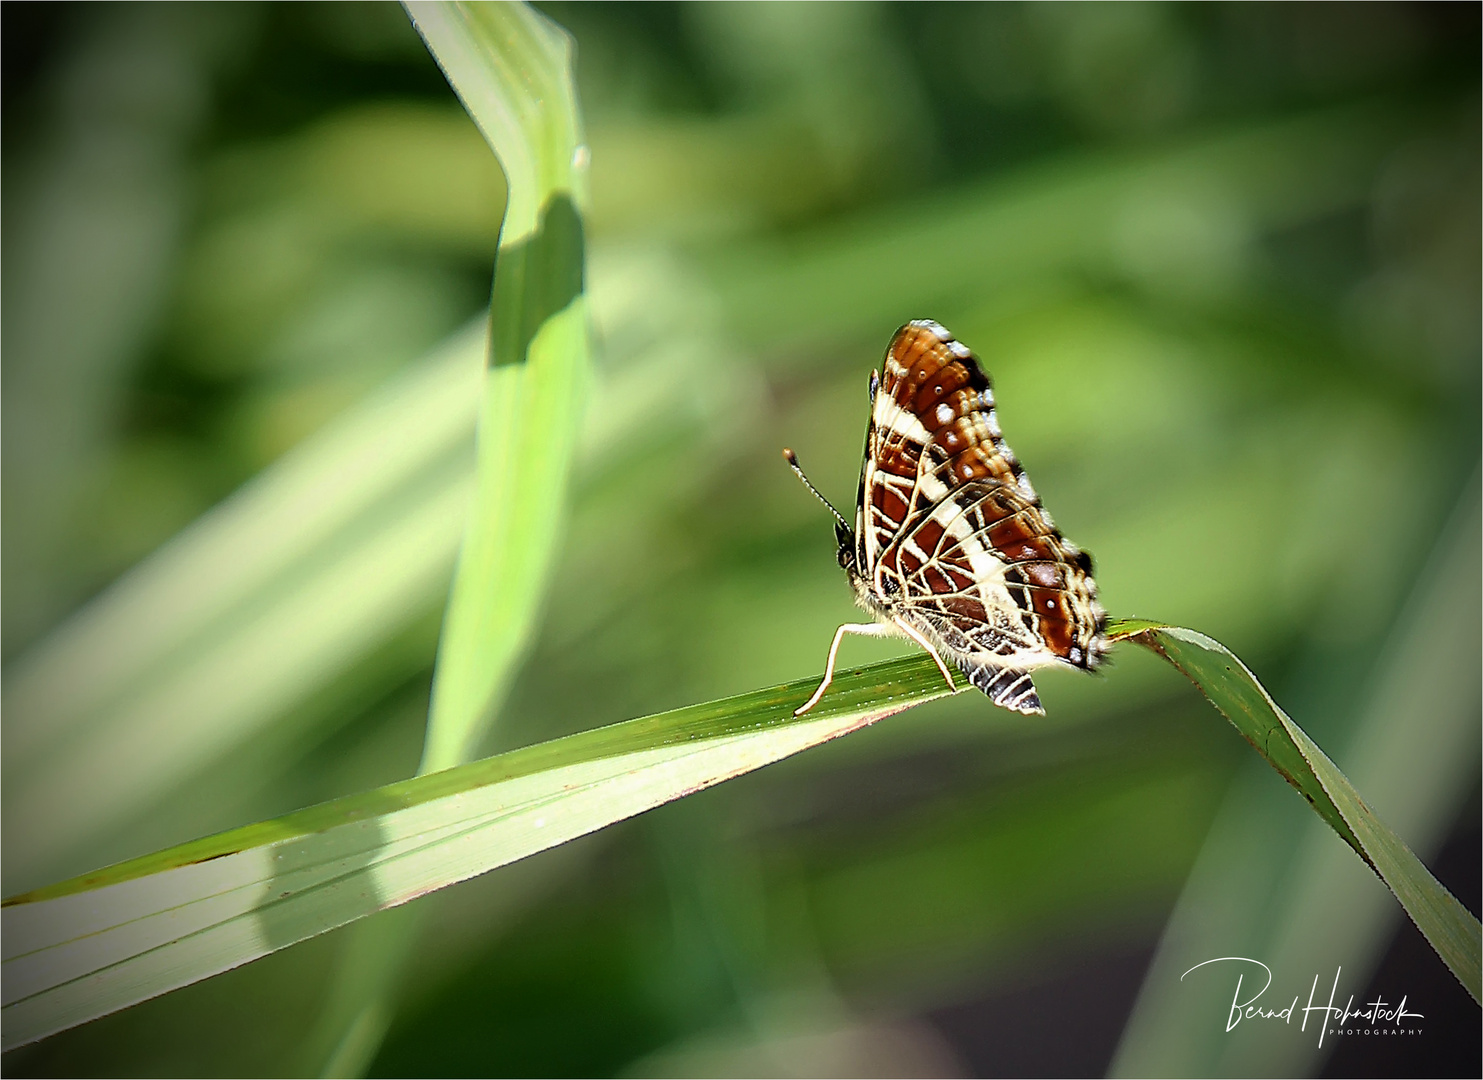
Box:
[794, 622, 892, 716]
[892, 619, 960, 694]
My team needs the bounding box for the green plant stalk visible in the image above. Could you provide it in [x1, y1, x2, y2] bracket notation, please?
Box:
[421, 305, 588, 772]
[408, 0, 591, 772]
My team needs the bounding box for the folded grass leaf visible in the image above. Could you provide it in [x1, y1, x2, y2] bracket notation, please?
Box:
[301, 4, 594, 1071]
[407, 0, 591, 772]
[1112, 621, 1482, 1003]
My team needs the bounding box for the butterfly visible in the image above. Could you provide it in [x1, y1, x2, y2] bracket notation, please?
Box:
[785, 319, 1107, 717]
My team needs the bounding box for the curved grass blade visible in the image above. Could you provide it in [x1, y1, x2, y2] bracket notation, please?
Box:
[1115, 618, 1482, 1003]
[0, 654, 955, 1051]
[407, 0, 592, 773]
[300, 5, 594, 1072]
[1111, 479, 1481, 1078]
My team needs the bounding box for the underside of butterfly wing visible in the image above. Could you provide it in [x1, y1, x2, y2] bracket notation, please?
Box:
[849, 319, 1107, 714]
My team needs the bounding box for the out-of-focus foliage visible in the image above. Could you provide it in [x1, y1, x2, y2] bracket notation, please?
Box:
[3, 3, 1477, 1077]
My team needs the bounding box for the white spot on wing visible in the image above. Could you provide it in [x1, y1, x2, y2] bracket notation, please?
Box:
[934, 402, 954, 425]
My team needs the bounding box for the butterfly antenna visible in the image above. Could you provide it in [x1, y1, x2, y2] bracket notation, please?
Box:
[782, 448, 850, 530]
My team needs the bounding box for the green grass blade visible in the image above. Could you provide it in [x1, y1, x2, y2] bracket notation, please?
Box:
[0, 654, 954, 1051]
[407, 0, 584, 247]
[406, 0, 592, 772]
[6, 616, 1473, 1050]
[1118, 620, 1482, 1002]
[298, 6, 593, 1071]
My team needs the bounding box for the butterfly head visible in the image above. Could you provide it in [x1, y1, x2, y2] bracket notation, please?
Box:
[834, 520, 856, 571]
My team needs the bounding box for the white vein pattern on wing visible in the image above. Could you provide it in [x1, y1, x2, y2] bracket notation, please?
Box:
[896, 485, 1060, 667]
[867, 343, 1075, 670]
[872, 469, 951, 597]
[869, 361, 1016, 607]
[911, 572, 1048, 665]
[865, 378, 935, 595]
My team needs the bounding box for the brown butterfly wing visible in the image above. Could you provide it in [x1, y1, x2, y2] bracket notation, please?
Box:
[857, 320, 1106, 713]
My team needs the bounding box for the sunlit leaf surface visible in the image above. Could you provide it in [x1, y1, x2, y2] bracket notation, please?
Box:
[2, 655, 954, 1050]
[408, 0, 591, 772]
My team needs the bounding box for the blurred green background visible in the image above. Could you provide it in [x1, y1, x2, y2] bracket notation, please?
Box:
[3, 2, 1478, 1076]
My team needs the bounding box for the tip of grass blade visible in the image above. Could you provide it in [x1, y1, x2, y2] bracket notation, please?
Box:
[1104, 616, 1172, 642]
